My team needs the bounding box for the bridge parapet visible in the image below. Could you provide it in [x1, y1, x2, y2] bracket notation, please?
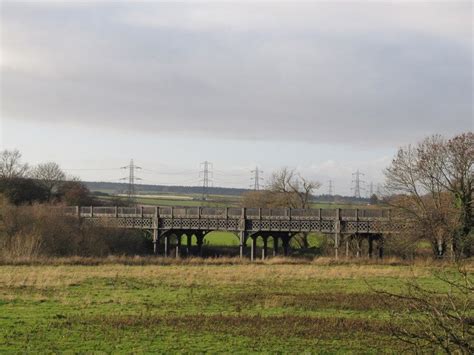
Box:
[57, 205, 394, 221]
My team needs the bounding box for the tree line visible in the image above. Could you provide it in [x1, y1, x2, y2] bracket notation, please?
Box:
[384, 132, 473, 258]
[0, 150, 93, 206]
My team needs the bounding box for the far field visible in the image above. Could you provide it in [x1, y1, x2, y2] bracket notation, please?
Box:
[0, 262, 469, 352]
[98, 193, 370, 209]
[181, 231, 325, 249]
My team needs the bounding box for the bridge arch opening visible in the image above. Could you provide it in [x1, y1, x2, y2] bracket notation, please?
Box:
[203, 231, 240, 257]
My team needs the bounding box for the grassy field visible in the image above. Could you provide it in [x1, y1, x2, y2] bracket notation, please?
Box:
[0, 261, 468, 353]
[199, 231, 325, 248]
[97, 193, 370, 209]
[99, 193, 242, 207]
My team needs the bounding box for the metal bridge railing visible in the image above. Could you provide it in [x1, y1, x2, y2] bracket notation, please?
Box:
[55, 206, 392, 220]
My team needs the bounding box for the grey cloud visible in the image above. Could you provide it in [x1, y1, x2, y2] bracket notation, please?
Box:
[1, 1, 472, 147]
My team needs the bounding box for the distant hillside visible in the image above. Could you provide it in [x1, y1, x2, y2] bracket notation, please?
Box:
[316, 194, 371, 205]
[85, 181, 248, 196]
[85, 181, 371, 204]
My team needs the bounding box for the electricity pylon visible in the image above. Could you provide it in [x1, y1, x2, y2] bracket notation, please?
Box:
[351, 169, 365, 198]
[200, 161, 213, 200]
[250, 166, 264, 190]
[121, 159, 141, 202]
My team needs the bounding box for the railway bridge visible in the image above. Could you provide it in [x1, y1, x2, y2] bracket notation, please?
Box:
[60, 206, 409, 260]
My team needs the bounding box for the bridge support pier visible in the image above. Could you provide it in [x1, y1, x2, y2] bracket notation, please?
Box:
[153, 229, 158, 255]
[196, 235, 204, 257]
[239, 232, 245, 259]
[282, 236, 290, 257]
[262, 236, 268, 260]
[186, 234, 192, 256]
[273, 236, 279, 257]
[176, 234, 181, 258]
[250, 236, 257, 261]
[378, 237, 384, 259]
[355, 235, 362, 258]
[368, 236, 374, 258]
[334, 208, 341, 259]
[334, 234, 340, 259]
[164, 235, 169, 258]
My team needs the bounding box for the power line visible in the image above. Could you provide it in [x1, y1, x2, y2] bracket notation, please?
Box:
[351, 169, 365, 198]
[199, 161, 213, 200]
[141, 168, 197, 176]
[250, 166, 263, 190]
[213, 169, 248, 177]
[121, 159, 141, 202]
[63, 168, 122, 171]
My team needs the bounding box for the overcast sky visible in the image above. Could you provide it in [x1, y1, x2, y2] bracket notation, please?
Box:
[0, 1, 472, 195]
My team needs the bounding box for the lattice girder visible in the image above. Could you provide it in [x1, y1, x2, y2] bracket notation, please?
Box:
[79, 213, 408, 235]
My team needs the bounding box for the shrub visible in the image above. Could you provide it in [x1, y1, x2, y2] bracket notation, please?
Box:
[0, 203, 150, 259]
[0, 178, 49, 205]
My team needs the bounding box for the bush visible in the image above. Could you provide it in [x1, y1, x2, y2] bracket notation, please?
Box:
[57, 180, 94, 206]
[0, 204, 151, 259]
[0, 178, 49, 205]
[383, 233, 421, 260]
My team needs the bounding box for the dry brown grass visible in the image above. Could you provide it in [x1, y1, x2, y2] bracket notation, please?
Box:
[225, 291, 414, 311]
[0, 263, 441, 290]
[0, 254, 463, 267]
[1, 256, 470, 290]
[65, 314, 394, 338]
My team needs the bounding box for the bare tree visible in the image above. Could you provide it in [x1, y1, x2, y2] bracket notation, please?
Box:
[242, 168, 321, 209]
[32, 162, 66, 201]
[375, 265, 473, 354]
[0, 150, 29, 179]
[385, 133, 473, 258]
[243, 167, 321, 248]
[417, 133, 473, 255]
[241, 190, 276, 208]
[268, 167, 321, 209]
[58, 179, 93, 206]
